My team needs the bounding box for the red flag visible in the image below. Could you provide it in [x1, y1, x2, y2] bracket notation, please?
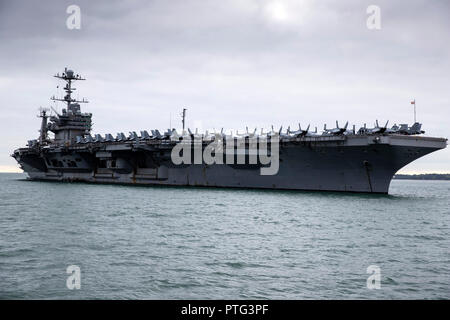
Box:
[411, 100, 415, 105]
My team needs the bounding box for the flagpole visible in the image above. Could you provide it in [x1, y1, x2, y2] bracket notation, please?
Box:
[414, 99, 416, 123]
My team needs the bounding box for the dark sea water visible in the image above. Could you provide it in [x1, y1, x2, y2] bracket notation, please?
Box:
[0, 173, 449, 299]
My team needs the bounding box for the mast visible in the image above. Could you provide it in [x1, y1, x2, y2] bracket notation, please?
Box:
[38, 108, 49, 144]
[181, 108, 187, 131]
[51, 67, 88, 111]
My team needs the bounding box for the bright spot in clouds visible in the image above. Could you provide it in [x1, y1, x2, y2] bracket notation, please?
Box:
[262, 0, 311, 25]
[265, 2, 289, 21]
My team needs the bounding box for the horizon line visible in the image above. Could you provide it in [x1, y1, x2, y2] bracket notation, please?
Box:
[1, 167, 450, 175]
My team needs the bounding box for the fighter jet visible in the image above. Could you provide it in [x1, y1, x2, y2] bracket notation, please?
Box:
[153, 129, 163, 139]
[169, 129, 181, 140]
[140, 130, 151, 140]
[266, 125, 282, 138]
[187, 128, 204, 140]
[368, 120, 389, 134]
[116, 132, 126, 141]
[323, 121, 349, 135]
[94, 134, 104, 142]
[288, 123, 312, 137]
[398, 122, 425, 135]
[128, 131, 139, 141]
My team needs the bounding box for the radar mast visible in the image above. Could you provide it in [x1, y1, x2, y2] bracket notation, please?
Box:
[51, 67, 88, 113]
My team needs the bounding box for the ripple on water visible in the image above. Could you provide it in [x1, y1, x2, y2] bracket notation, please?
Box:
[0, 174, 449, 299]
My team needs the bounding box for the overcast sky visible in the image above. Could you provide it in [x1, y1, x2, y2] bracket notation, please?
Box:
[0, 0, 449, 173]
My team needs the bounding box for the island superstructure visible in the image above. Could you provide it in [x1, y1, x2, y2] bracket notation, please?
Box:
[12, 68, 447, 193]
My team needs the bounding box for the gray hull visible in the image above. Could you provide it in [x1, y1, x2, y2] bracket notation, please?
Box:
[13, 134, 447, 194]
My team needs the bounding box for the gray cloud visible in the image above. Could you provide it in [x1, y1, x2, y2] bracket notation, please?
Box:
[1, 0, 449, 172]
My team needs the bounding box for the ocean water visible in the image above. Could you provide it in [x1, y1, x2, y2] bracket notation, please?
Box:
[0, 173, 449, 299]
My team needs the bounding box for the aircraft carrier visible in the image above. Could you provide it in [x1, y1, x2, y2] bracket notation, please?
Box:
[12, 68, 447, 193]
